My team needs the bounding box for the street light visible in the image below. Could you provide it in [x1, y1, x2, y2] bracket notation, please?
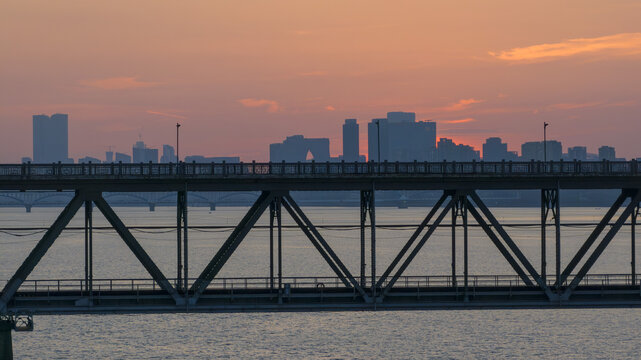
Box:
[375, 120, 381, 172]
[543, 122, 549, 162]
[176, 123, 181, 163]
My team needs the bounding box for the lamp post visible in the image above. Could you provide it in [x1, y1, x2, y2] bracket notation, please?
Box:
[376, 120, 381, 171]
[543, 122, 549, 163]
[176, 123, 181, 163]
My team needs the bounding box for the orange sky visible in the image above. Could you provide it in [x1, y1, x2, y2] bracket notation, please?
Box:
[1, 0, 640, 162]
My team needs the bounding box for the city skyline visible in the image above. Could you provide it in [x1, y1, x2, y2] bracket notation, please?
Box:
[26, 111, 634, 164]
[1, 1, 641, 162]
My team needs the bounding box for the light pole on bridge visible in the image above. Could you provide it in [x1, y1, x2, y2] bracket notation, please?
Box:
[543, 122, 549, 163]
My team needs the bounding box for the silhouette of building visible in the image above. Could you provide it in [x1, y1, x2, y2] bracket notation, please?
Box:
[598, 146, 616, 161]
[33, 113, 71, 163]
[78, 156, 101, 163]
[160, 145, 176, 163]
[342, 119, 360, 162]
[270, 135, 330, 162]
[482, 137, 517, 161]
[367, 112, 436, 162]
[132, 141, 158, 163]
[521, 141, 562, 161]
[436, 138, 480, 161]
[21, 157, 32, 163]
[184, 155, 240, 163]
[106, 151, 114, 163]
[567, 146, 587, 161]
[115, 152, 131, 163]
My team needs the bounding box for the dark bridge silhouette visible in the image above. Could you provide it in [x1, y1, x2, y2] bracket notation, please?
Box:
[0, 160, 639, 315]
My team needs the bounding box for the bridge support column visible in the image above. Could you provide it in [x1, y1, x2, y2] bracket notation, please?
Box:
[84, 200, 93, 299]
[632, 203, 639, 285]
[451, 201, 457, 288]
[461, 197, 469, 301]
[541, 188, 560, 287]
[360, 190, 375, 292]
[176, 190, 188, 293]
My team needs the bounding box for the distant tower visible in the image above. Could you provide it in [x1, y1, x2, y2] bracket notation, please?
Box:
[342, 119, 359, 162]
[33, 113, 69, 163]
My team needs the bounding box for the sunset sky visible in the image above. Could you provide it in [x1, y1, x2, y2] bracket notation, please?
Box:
[1, 0, 640, 162]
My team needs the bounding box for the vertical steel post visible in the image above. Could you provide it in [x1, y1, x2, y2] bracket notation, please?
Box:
[269, 201, 275, 290]
[176, 191, 183, 291]
[632, 204, 638, 285]
[369, 189, 376, 297]
[463, 198, 469, 301]
[0, 320, 12, 360]
[360, 191, 367, 287]
[183, 190, 188, 292]
[555, 188, 561, 286]
[451, 202, 457, 287]
[276, 198, 282, 292]
[84, 200, 93, 295]
[541, 190, 547, 282]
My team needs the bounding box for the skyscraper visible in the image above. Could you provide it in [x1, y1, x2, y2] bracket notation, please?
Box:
[161, 145, 176, 163]
[132, 141, 159, 163]
[521, 141, 562, 161]
[598, 146, 616, 161]
[342, 119, 359, 162]
[367, 112, 436, 162]
[567, 146, 587, 161]
[33, 113, 70, 163]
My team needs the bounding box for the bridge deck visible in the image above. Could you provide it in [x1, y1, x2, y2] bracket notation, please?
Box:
[3, 275, 640, 314]
[1, 161, 639, 191]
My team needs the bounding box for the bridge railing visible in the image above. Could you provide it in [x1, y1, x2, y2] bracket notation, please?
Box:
[1, 160, 639, 179]
[4, 274, 639, 294]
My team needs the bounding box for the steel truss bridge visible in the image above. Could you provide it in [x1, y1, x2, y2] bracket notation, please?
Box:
[0, 160, 640, 316]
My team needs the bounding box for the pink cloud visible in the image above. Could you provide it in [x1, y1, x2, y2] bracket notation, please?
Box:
[489, 33, 641, 62]
[441, 118, 476, 124]
[440, 98, 484, 112]
[80, 76, 162, 90]
[238, 98, 281, 113]
[325, 105, 336, 111]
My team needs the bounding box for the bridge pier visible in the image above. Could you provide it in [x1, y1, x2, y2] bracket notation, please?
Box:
[269, 198, 283, 296]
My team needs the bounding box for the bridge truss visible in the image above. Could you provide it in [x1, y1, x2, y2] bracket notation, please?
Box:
[0, 161, 640, 313]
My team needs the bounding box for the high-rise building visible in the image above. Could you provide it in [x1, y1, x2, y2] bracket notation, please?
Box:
[115, 152, 132, 163]
[78, 156, 101, 163]
[269, 135, 330, 162]
[161, 145, 177, 163]
[105, 151, 114, 163]
[437, 138, 480, 161]
[598, 146, 616, 161]
[367, 112, 436, 162]
[482, 137, 517, 161]
[342, 119, 360, 162]
[567, 146, 587, 161]
[33, 113, 70, 163]
[521, 141, 562, 161]
[132, 141, 158, 163]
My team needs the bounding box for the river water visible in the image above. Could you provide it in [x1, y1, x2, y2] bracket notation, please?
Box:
[2, 205, 640, 359]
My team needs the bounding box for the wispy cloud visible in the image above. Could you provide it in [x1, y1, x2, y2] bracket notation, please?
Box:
[490, 33, 641, 62]
[440, 118, 476, 124]
[325, 105, 336, 111]
[238, 98, 281, 113]
[80, 76, 162, 90]
[548, 102, 603, 110]
[146, 110, 187, 120]
[440, 98, 484, 112]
